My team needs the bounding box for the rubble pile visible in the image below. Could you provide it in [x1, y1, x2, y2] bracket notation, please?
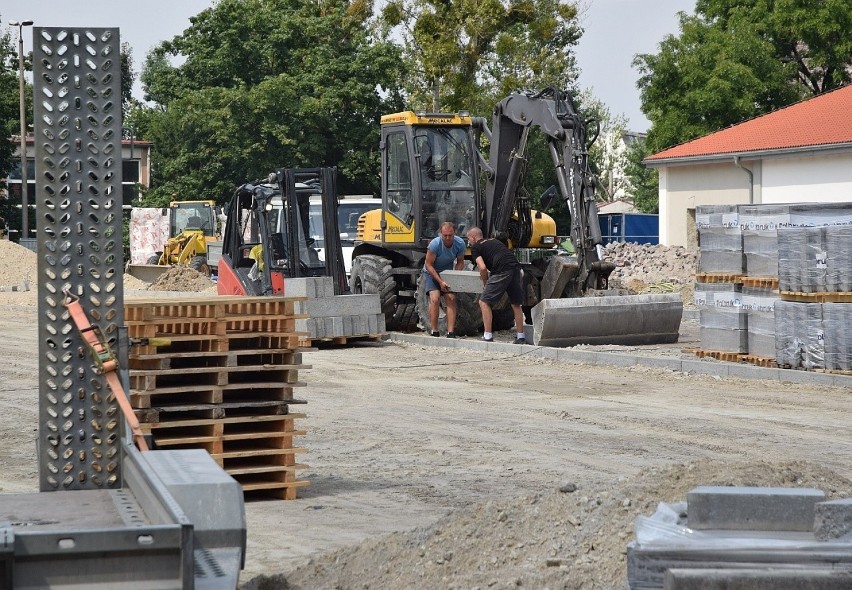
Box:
[602, 242, 698, 287]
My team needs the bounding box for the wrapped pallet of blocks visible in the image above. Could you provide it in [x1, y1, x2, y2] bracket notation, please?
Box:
[696, 204, 743, 274]
[695, 282, 747, 354]
[741, 285, 778, 360]
[823, 304, 852, 371]
[774, 300, 824, 369]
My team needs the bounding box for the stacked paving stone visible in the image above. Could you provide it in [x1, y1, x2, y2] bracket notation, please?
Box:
[285, 277, 386, 344]
[694, 206, 748, 358]
[775, 225, 852, 371]
[696, 205, 743, 274]
[695, 203, 852, 368]
[125, 296, 309, 500]
[693, 282, 747, 355]
[627, 486, 852, 589]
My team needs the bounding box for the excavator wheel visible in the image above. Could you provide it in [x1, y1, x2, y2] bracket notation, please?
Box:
[351, 254, 417, 332]
[189, 255, 211, 276]
[415, 273, 483, 337]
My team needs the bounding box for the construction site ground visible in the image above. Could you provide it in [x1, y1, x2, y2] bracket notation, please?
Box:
[1, 240, 850, 588]
[1, 295, 851, 590]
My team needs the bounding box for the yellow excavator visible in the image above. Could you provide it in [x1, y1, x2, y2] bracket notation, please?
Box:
[146, 200, 219, 275]
[352, 87, 682, 342]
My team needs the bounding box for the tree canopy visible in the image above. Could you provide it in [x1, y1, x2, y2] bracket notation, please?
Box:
[381, 0, 582, 115]
[634, 0, 852, 154]
[136, 0, 405, 205]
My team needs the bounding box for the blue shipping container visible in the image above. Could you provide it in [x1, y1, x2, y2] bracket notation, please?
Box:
[598, 213, 659, 245]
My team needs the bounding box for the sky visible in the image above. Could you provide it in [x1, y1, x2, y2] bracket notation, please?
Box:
[13, 0, 695, 132]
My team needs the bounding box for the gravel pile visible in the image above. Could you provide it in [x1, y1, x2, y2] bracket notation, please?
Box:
[0, 241, 37, 288]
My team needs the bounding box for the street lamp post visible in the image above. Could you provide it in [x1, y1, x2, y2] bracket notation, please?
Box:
[10, 19, 34, 240]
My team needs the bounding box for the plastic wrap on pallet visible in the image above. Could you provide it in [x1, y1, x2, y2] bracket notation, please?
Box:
[823, 303, 852, 371]
[695, 283, 747, 353]
[627, 501, 852, 590]
[739, 204, 790, 276]
[774, 301, 824, 369]
[742, 287, 778, 359]
[696, 205, 743, 273]
[826, 225, 852, 293]
[777, 227, 826, 293]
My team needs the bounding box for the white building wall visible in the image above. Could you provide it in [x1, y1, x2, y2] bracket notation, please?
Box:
[659, 162, 753, 246]
[762, 152, 852, 203]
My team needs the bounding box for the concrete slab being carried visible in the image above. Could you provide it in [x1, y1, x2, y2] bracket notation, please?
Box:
[530, 293, 683, 347]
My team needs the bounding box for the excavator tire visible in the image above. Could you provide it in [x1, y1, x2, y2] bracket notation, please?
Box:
[351, 254, 417, 332]
[415, 273, 483, 337]
[189, 255, 211, 276]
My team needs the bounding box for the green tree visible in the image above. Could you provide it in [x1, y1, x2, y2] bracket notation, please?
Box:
[380, 0, 582, 114]
[634, 0, 851, 154]
[624, 138, 658, 214]
[0, 20, 26, 237]
[137, 0, 405, 204]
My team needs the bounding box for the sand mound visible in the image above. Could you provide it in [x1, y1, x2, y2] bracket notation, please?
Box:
[242, 459, 851, 590]
[0, 241, 37, 287]
[147, 265, 215, 292]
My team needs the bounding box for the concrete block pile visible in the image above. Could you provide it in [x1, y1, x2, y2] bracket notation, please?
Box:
[693, 282, 748, 353]
[695, 203, 852, 367]
[696, 205, 743, 274]
[286, 277, 386, 341]
[627, 486, 852, 589]
[775, 225, 852, 371]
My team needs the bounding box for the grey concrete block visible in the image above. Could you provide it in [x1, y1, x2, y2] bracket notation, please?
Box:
[440, 270, 483, 293]
[636, 356, 683, 371]
[681, 359, 731, 377]
[779, 369, 845, 388]
[726, 364, 781, 381]
[531, 294, 683, 347]
[302, 294, 381, 318]
[688, 486, 826, 531]
[664, 567, 852, 590]
[555, 348, 599, 365]
[284, 277, 334, 298]
[814, 498, 852, 541]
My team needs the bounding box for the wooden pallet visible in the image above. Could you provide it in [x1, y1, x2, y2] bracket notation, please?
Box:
[741, 276, 780, 290]
[125, 297, 313, 500]
[696, 272, 743, 284]
[743, 355, 777, 368]
[815, 368, 852, 375]
[692, 349, 746, 363]
[780, 291, 852, 303]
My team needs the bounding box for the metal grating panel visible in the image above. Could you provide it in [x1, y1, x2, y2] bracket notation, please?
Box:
[33, 27, 124, 491]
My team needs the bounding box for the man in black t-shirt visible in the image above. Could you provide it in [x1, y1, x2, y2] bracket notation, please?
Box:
[467, 227, 527, 344]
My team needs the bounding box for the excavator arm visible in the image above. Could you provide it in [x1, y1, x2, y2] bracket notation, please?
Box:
[481, 87, 611, 292]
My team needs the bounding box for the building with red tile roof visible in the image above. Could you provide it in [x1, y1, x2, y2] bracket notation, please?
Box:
[644, 85, 852, 246]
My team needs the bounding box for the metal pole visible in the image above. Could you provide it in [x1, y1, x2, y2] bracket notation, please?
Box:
[11, 20, 34, 239]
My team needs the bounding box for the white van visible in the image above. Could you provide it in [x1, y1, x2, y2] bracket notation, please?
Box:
[309, 195, 381, 276]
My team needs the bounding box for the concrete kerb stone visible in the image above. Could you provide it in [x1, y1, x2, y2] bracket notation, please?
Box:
[387, 332, 852, 387]
[687, 486, 825, 532]
[664, 568, 852, 590]
[814, 498, 852, 541]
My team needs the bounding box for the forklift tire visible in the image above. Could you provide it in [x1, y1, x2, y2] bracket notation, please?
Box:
[414, 273, 483, 337]
[351, 255, 418, 332]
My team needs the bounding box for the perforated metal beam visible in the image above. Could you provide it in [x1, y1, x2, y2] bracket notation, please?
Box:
[33, 27, 124, 491]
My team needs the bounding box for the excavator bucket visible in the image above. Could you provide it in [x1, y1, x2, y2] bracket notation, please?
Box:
[530, 293, 683, 347]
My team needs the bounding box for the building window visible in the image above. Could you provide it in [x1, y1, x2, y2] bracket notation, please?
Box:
[122, 160, 141, 206]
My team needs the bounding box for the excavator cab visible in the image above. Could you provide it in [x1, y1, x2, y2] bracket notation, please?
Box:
[372, 112, 482, 249]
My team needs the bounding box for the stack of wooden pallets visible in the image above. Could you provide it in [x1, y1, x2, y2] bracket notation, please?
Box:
[124, 296, 310, 500]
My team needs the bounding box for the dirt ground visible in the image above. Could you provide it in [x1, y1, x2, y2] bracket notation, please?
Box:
[1, 296, 850, 590]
